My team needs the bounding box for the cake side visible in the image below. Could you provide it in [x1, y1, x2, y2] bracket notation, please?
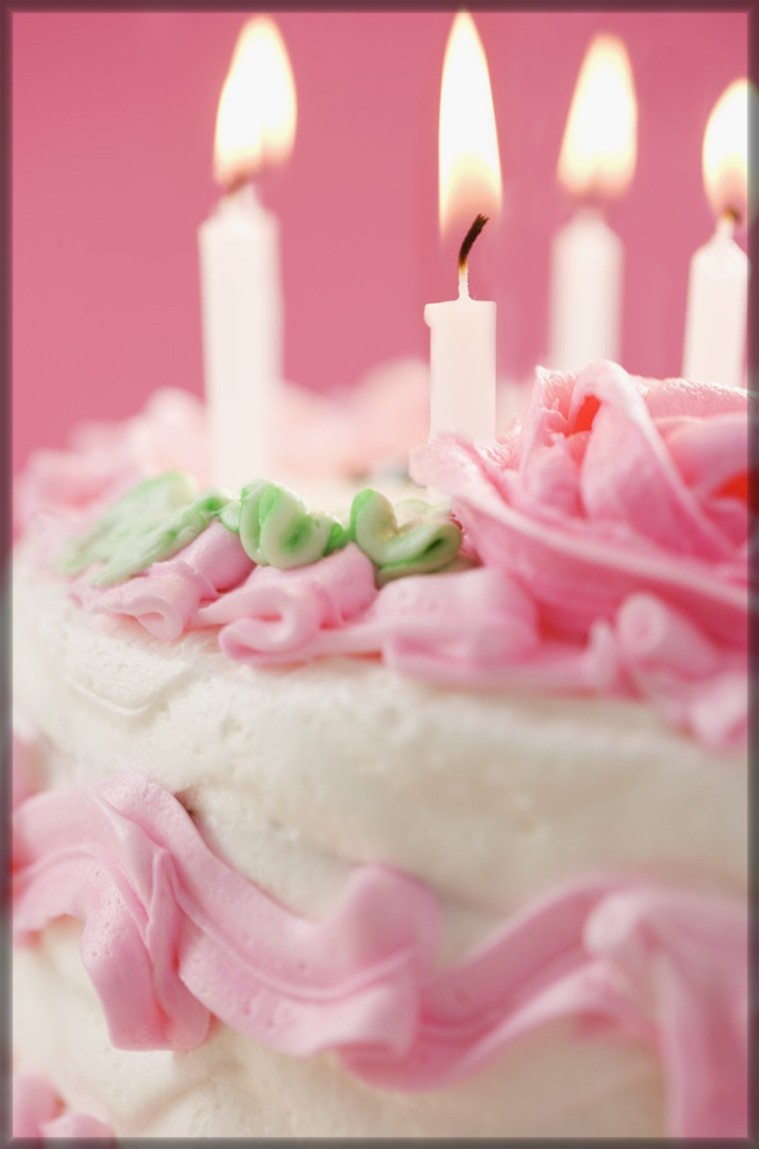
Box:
[12, 360, 751, 1139]
[13, 546, 746, 930]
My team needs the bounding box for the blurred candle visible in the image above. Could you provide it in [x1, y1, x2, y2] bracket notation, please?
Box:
[199, 17, 296, 489]
[683, 80, 753, 390]
[549, 35, 637, 371]
[425, 12, 502, 441]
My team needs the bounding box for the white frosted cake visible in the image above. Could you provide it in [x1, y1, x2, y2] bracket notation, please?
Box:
[12, 360, 750, 1139]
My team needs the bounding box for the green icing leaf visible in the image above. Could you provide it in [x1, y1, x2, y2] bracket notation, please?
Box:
[59, 469, 462, 591]
[218, 500, 242, 533]
[237, 481, 347, 570]
[325, 519, 351, 555]
[58, 472, 232, 587]
[349, 488, 462, 585]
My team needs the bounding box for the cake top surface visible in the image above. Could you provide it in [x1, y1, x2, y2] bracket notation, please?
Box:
[15, 359, 753, 750]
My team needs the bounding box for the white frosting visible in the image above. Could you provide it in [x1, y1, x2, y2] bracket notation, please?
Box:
[12, 547, 747, 1136]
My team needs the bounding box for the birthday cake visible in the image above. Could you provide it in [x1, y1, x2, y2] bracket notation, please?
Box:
[12, 360, 750, 1139]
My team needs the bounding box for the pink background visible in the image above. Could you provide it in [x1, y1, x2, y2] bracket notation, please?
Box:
[12, 10, 748, 476]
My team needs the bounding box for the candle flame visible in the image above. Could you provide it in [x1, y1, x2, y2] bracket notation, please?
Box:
[214, 16, 297, 191]
[439, 12, 502, 237]
[702, 79, 756, 227]
[557, 34, 637, 200]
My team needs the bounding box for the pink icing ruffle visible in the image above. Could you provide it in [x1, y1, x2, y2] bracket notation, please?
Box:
[193, 555, 742, 748]
[74, 550, 747, 748]
[73, 520, 253, 640]
[194, 542, 378, 657]
[12, 1074, 114, 1140]
[13, 773, 748, 1138]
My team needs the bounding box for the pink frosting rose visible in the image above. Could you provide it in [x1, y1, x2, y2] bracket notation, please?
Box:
[412, 361, 750, 645]
[410, 361, 752, 746]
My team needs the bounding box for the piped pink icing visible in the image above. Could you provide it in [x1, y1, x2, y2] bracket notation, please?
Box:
[12, 1074, 114, 1140]
[612, 593, 748, 746]
[13, 772, 439, 1056]
[73, 520, 253, 640]
[13, 773, 748, 1137]
[194, 542, 378, 657]
[195, 556, 606, 686]
[196, 555, 743, 746]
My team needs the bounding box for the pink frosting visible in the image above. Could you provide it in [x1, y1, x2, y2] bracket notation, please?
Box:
[12, 732, 38, 810]
[612, 593, 748, 746]
[411, 362, 750, 645]
[13, 773, 748, 1137]
[405, 362, 751, 745]
[12, 1074, 114, 1140]
[194, 542, 378, 658]
[73, 521, 253, 640]
[232, 564, 610, 690]
[184, 554, 743, 747]
[13, 772, 439, 1056]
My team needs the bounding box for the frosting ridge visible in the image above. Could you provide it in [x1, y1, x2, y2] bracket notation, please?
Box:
[13, 772, 748, 1137]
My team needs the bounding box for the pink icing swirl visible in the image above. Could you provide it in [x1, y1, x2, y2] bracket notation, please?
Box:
[13, 773, 748, 1137]
[73, 520, 253, 640]
[12, 1074, 114, 1140]
[194, 542, 378, 657]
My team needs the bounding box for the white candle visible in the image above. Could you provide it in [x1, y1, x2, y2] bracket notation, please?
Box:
[425, 217, 496, 439]
[199, 187, 282, 490]
[548, 35, 636, 371]
[426, 12, 501, 443]
[549, 208, 622, 371]
[198, 17, 296, 490]
[682, 218, 748, 390]
[682, 80, 752, 390]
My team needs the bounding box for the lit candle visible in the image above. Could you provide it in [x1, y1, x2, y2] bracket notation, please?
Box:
[198, 17, 296, 490]
[425, 11, 502, 442]
[682, 80, 753, 391]
[548, 35, 637, 372]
